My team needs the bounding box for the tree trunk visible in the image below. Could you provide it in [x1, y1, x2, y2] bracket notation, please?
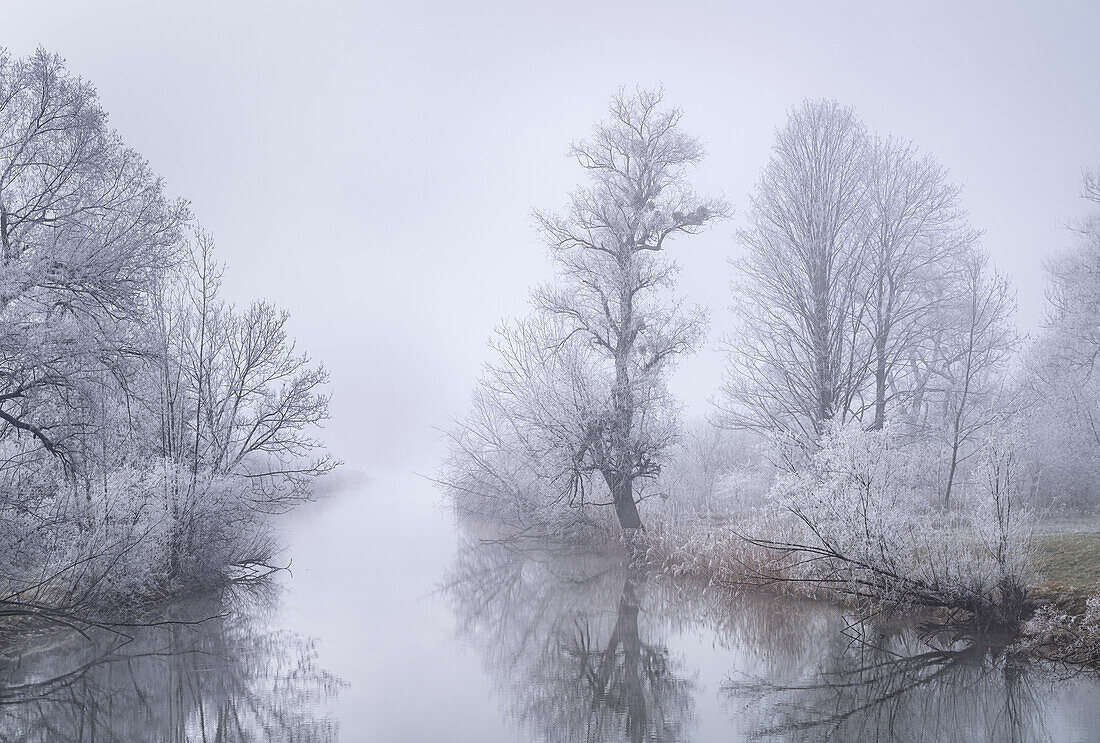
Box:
[810, 268, 834, 431]
[945, 305, 977, 507]
[612, 473, 642, 530]
[609, 280, 641, 531]
[944, 419, 962, 507]
[872, 314, 890, 431]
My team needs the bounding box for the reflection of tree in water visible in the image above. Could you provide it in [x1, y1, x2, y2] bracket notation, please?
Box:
[446, 539, 694, 742]
[446, 532, 1100, 742]
[723, 623, 1097, 743]
[0, 584, 342, 742]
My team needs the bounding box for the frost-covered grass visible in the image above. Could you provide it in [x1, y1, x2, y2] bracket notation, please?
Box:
[1021, 519, 1100, 664]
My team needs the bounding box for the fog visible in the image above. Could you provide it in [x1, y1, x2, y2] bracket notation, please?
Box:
[4, 4, 1100, 740]
[7, 0, 1099, 474]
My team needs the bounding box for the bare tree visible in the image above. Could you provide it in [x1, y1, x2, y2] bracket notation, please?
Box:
[148, 232, 335, 510]
[0, 47, 335, 622]
[862, 137, 976, 430]
[937, 248, 1015, 504]
[446, 88, 727, 532]
[1020, 169, 1100, 506]
[718, 100, 869, 458]
[0, 48, 187, 465]
[1041, 169, 1100, 375]
[719, 100, 1010, 483]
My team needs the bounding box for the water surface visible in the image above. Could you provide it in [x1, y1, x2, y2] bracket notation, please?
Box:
[4, 473, 1100, 741]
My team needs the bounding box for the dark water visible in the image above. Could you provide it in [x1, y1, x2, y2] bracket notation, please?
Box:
[3, 473, 1100, 741]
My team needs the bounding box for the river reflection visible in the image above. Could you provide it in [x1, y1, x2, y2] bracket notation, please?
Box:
[724, 625, 1100, 742]
[446, 539, 695, 742]
[446, 535, 1100, 742]
[0, 583, 342, 742]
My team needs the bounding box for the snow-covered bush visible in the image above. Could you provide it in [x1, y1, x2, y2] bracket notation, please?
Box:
[0, 443, 284, 635]
[1021, 593, 1100, 665]
[747, 420, 1037, 626]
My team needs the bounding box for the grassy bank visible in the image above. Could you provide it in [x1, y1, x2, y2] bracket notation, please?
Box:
[1031, 531, 1100, 614]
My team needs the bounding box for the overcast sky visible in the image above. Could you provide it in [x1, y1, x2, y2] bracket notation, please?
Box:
[8, 1, 1099, 473]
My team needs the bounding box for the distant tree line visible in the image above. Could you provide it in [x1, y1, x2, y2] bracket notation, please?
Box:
[1022, 170, 1100, 507]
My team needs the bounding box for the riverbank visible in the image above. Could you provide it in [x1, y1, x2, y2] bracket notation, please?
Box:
[1019, 531, 1100, 666]
[1032, 531, 1100, 612]
[640, 511, 1100, 667]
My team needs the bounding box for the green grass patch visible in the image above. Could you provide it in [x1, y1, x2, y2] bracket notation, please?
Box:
[1031, 532, 1100, 615]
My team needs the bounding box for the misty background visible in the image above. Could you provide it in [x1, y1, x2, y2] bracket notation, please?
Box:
[8, 0, 1098, 474]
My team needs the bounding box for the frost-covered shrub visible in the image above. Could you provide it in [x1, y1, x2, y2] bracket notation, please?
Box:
[750, 420, 1037, 626]
[164, 466, 280, 585]
[0, 445, 283, 632]
[1021, 593, 1100, 665]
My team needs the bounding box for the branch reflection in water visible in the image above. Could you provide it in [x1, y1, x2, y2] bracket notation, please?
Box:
[445, 536, 695, 742]
[723, 621, 1100, 743]
[445, 529, 1100, 742]
[0, 582, 343, 742]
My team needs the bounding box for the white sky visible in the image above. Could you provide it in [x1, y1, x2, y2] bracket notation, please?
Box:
[8, 1, 1099, 473]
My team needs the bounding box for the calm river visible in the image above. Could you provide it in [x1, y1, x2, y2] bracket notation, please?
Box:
[3, 472, 1100, 741]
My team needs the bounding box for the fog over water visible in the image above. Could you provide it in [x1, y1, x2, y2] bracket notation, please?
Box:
[5, 471, 1100, 740]
[4, 2, 1100, 740]
[279, 474, 1100, 741]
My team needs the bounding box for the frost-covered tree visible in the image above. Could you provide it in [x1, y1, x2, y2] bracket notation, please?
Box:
[719, 100, 1012, 475]
[1022, 170, 1100, 506]
[446, 88, 727, 531]
[936, 248, 1015, 504]
[0, 48, 187, 464]
[1044, 170, 1100, 372]
[862, 137, 977, 431]
[718, 100, 870, 455]
[140, 232, 334, 575]
[0, 48, 335, 624]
